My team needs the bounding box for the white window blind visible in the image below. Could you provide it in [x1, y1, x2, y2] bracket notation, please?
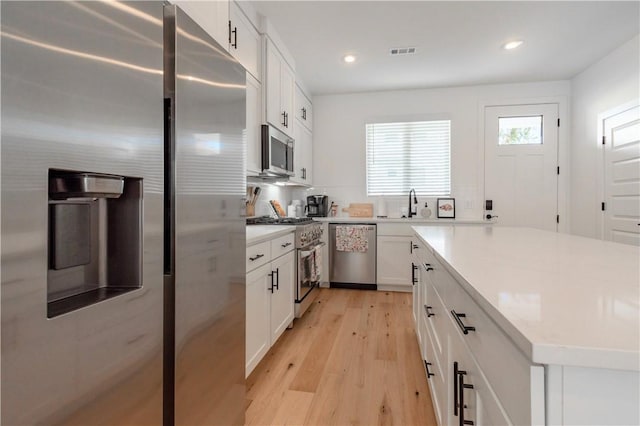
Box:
[366, 120, 451, 196]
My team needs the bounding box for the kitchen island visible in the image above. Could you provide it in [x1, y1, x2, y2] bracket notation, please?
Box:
[411, 225, 639, 425]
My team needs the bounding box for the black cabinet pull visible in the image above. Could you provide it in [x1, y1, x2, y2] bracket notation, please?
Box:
[228, 20, 232, 43]
[268, 271, 275, 293]
[410, 241, 413, 254]
[411, 262, 418, 285]
[412, 243, 419, 250]
[232, 26, 237, 49]
[459, 370, 475, 426]
[424, 360, 434, 378]
[301, 107, 306, 120]
[271, 268, 280, 293]
[424, 305, 434, 317]
[424, 263, 434, 272]
[451, 310, 476, 334]
[281, 242, 292, 248]
[454, 361, 463, 416]
[282, 111, 286, 127]
[249, 253, 264, 261]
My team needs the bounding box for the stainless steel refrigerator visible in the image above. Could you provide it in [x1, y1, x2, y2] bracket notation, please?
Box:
[1, 2, 246, 425]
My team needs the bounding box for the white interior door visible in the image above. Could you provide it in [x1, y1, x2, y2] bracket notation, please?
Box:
[484, 104, 559, 231]
[603, 104, 640, 246]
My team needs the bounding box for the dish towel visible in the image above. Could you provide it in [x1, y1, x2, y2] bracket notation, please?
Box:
[312, 249, 322, 282]
[336, 225, 369, 253]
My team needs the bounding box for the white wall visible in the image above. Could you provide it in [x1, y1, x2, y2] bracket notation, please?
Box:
[569, 35, 640, 238]
[309, 81, 570, 219]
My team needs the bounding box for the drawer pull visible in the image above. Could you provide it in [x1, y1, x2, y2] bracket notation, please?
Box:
[458, 369, 475, 426]
[424, 360, 435, 378]
[424, 305, 435, 317]
[451, 310, 476, 334]
[281, 242, 292, 248]
[249, 253, 265, 261]
[412, 263, 418, 284]
[424, 263, 434, 272]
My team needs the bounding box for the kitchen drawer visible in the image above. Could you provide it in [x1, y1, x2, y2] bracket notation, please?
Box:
[423, 278, 447, 363]
[423, 319, 446, 426]
[270, 232, 295, 258]
[246, 241, 271, 272]
[378, 223, 413, 236]
[445, 267, 543, 425]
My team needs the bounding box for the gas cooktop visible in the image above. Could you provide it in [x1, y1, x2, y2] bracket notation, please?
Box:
[246, 216, 316, 225]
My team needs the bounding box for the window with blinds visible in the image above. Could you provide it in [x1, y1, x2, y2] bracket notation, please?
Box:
[366, 120, 451, 196]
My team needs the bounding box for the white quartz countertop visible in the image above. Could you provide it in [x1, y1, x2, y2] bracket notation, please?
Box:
[246, 225, 296, 246]
[412, 225, 640, 371]
[313, 217, 488, 224]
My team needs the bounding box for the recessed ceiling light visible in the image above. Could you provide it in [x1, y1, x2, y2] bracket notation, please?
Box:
[343, 54, 356, 63]
[503, 40, 524, 50]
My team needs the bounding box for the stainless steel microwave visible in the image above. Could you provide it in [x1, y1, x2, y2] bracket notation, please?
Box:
[261, 124, 294, 176]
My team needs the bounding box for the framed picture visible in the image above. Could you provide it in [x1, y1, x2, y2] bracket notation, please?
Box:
[437, 198, 455, 219]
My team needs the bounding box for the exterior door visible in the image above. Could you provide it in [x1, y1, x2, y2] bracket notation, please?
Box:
[484, 104, 559, 231]
[603, 104, 640, 245]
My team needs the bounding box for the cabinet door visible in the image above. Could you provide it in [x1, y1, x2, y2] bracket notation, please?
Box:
[246, 263, 271, 377]
[295, 85, 312, 130]
[301, 124, 313, 185]
[245, 73, 262, 174]
[270, 251, 295, 343]
[280, 62, 295, 136]
[291, 120, 312, 185]
[229, 2, 261, 81]
[172, 0, 229, 52]
[265, 40, 282, 131]
[377, 236, 412, 287]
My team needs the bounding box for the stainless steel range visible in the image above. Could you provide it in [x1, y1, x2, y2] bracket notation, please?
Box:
[247, 217, 324, 317]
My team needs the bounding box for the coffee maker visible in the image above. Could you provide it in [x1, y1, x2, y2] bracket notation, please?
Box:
[306, 195, 329, 217]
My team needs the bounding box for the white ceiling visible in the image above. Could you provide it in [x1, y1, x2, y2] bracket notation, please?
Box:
[249, 1, 640, 95]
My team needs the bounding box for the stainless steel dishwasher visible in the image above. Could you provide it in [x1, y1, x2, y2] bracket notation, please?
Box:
[329, 223, 377, 290]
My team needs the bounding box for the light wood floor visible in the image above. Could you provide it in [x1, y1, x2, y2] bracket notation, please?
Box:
[245, 288, 438, 426]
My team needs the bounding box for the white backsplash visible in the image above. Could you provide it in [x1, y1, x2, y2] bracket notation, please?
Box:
[292, 185, 479, 219]
[249, 183, 295, 217]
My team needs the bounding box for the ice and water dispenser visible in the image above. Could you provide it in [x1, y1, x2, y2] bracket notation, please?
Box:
[47, 170, 142, 318]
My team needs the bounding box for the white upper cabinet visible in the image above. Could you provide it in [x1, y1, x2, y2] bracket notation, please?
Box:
[291, 119, 312, 186]
[229, 2, 261, 81]
[295, 85, 313, 131]
[245, 72, 262, 174]
[172, 1, 230, 52]
[264, 38, 295, 137]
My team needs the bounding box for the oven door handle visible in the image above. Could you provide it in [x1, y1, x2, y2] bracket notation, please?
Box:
[299, 241, 326, 257]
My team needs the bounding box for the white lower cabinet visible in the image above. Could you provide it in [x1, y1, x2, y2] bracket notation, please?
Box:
[269, 251, 295, 342]
[246, 233, 295, 377]
[246, 263, 271, 375]
[414, 233, 544, 426]
[377, 235, 412, 290]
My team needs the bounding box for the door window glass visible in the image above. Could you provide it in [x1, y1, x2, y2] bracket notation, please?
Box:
[498, 116, 543, 145]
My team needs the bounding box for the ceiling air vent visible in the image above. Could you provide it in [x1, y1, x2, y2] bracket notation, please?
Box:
[390, 47, 416, 56]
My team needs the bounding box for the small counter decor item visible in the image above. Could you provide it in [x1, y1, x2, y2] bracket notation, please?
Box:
[437, 198, 455, 218]
[420, 202, 432, 218]
[330, 201, 338, 217]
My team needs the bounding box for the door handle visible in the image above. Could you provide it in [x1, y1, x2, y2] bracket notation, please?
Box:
[274, 268, 279, 290]
[411, 262, 418, 284]
[459, 370, 475, 426]
[268, 271, 275, 293]
[424, 305, 434, 317]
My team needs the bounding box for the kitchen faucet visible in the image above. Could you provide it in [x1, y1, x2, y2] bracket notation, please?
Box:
[408, 189, 418, 218]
